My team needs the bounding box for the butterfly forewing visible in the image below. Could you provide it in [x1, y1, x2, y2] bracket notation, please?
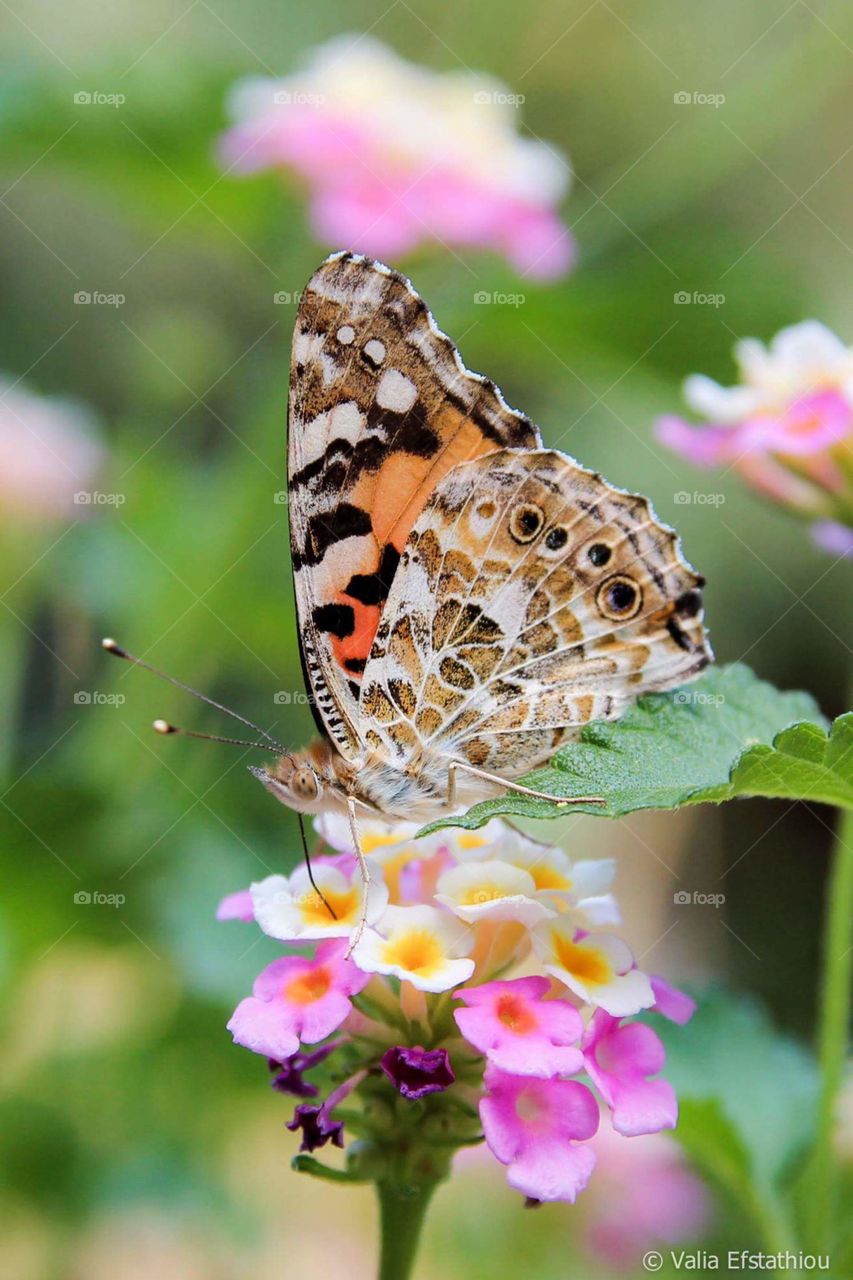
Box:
[288, 251, 540, 758]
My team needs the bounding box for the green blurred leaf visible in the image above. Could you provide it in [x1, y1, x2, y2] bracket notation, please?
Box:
[419, 664, 824, 833]
[661, 992, 820, 1195]
[675, 1097, 755, 1201]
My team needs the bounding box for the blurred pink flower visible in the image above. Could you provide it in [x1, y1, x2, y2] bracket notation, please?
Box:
[0, 377, 102, 522]
[219, 35, 575, 279]
[480, 1065, 599, 1202]
[812, 518, 853, 559]
[583, 1125, 712, 1269]
[227, 940, 369, 1060]
[655, 321, 853, 550]
[215, 888, 254, 921]
[582, 1010, 677, 1137]
[454, 975, 584, 1077]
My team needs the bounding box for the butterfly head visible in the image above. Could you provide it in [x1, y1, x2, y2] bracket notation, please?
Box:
[249, 741, 352, 817]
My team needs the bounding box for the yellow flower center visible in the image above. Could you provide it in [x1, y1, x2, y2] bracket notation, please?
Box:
[529, 866, 572, 892]
[361, 831, 405, 854]
[381, 928, 444, 978]
[456, 833, 488, 851]
[553, 933, 612, 986]
[285, 967, 331, 1005]
[460, 882, 512, 906]
[495, 993, 537, 1034]
[298, 886, 359, 926]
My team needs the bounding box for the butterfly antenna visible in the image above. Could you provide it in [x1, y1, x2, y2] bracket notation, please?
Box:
[298, 812, 337, 920]
[152, 720, 281, 753]
[102, 638, 286, 753]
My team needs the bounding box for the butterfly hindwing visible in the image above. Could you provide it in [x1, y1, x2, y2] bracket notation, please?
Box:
[288, 251, 540, 757]
[359, 449, 711, 779]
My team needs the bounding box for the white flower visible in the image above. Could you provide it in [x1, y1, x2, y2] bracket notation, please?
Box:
[532, 916, 654, 1017]
[315, 813, 509, 864]
[351, 904, 475, 993]
[435, 860, 556, 927]
[501, 835, 620, 925]
[251, 860, 388, 942]
[684, 320, 853, 424]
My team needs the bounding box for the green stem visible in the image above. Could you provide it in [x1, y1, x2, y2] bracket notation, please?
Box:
[376, 1177, 438, 1280]
[804, 803, 853, 1249]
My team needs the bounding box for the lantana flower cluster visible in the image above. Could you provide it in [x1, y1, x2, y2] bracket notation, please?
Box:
[218, 34, 575, 280]
[220, 818, 694, 1205]
[656, 320, 853, 558]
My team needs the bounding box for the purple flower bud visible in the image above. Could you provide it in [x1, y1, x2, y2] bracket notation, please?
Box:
[380, 1045, 455, 1100]
[286, 1103, 345, 1153]
[268, 1042, 342, 1098]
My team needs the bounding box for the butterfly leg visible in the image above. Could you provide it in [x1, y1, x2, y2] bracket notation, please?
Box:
[448, 760, 605, 808]
[345, 795, 372, 958]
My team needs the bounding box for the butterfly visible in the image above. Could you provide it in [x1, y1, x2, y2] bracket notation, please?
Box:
[257, 251, 711, 829]
[106, 251, 711, 935]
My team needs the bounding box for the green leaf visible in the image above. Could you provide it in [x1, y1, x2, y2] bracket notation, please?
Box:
[675, 1097, 755, 1202]
[718, 714, 853, 809]
[418, 664, 827, 833]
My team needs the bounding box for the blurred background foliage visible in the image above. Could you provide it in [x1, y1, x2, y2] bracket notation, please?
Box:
[0, 1, 851, 1276]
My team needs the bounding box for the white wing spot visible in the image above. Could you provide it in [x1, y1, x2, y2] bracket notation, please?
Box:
[376, 368, 418, 414]
[337, 325, 355, 345]
[364, 338, 386, 364]
[328, 401, 365, 446]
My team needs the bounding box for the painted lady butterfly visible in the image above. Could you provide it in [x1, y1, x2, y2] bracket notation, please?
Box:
[107, 251, 711, 935]
[254, 252, 711, 838]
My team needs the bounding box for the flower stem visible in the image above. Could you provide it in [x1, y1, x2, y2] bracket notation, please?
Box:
[376, 1176, 438, 1280]
[804, 802, 853, 1249]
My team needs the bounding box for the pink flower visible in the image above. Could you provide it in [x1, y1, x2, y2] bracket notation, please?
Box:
[812, 518, 853, 559]
[219, 36, 575, 279]
[480, 1065, 599, 1202]
[0, 377, 102, 522]
[454, 976, 584, 1077]
[650, 976, 696, 1025]
[582, 1010, 677, 1137]
[737, 390, 851, 457]
[583, 1125, 712, 1268]
[227, 940, 369, 1060]
[656, 321, 853, 545]
[215, 888, 254, 922]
